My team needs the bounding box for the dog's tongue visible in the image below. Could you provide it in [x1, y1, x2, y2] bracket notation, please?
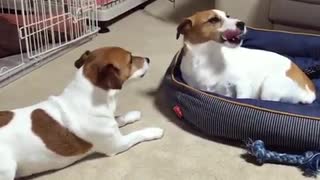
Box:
[223, 29, 241, 40]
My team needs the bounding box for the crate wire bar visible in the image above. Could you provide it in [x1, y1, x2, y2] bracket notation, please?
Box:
[0, 0, 99, 87]
[96, 0, 149, 32]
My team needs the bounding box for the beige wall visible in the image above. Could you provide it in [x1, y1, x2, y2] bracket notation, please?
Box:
[148, 0, 319, 34]
[214, 0, 273, 29]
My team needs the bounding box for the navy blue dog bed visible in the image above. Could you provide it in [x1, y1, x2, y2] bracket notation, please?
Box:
[161, 27, 320, 151]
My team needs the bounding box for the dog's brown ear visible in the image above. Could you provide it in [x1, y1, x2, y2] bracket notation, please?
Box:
[176, 19, 192, 40]
[97, 64, 123, 90]
[74, 50, 91, 69]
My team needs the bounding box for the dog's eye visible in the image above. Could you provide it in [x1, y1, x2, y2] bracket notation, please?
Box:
[208, 17, 220, 23]
[226, 14, 230, 18]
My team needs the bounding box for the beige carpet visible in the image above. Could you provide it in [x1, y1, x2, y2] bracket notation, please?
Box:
[0, 0, 314, 179]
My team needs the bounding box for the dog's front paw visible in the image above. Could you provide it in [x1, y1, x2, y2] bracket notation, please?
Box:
[124, 111, 142, 123]
[141, 127, 164, 140]
[116, 111, 142, 127]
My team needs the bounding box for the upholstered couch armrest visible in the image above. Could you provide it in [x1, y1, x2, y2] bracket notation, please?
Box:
[269, 0, 320, 31]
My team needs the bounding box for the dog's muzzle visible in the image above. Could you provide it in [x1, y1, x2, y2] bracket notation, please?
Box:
[221, 21, 246, 45]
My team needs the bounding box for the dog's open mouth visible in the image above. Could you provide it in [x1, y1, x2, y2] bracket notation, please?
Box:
[221, 29, 245, 44]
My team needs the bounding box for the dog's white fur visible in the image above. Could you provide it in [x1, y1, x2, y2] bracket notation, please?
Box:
[0, 58, 163, 180]
[180, 9, 316, 103]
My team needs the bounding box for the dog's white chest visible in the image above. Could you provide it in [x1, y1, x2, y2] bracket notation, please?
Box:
[181, 46, 226, 91]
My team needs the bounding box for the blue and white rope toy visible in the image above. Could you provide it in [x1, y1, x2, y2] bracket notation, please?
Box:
[245, 139, 320, 176]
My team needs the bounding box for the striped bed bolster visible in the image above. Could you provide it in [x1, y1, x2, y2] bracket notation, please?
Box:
[161, 28, 320, 150]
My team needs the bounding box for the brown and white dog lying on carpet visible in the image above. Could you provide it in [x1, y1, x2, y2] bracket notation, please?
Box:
[176, 9, 316, 104]
[0, 47, 164, 180]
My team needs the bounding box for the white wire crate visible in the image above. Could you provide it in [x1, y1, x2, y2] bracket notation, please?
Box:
[96, 0, 150, 33]
[0, 0, 99, 87]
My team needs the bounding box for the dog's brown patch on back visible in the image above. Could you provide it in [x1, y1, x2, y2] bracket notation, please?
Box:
[177, 10, 223, 44]
[31, 109, 92, 156]
[0, 111, 13, 127]
[286, 62, 315, 92]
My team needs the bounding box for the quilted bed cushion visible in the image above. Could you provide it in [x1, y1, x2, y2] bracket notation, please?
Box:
[226, 28, 320, 117]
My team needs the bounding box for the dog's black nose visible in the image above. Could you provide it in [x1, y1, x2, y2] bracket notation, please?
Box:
[146, 58, 150, 64]
[236, 21, 245, 31]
